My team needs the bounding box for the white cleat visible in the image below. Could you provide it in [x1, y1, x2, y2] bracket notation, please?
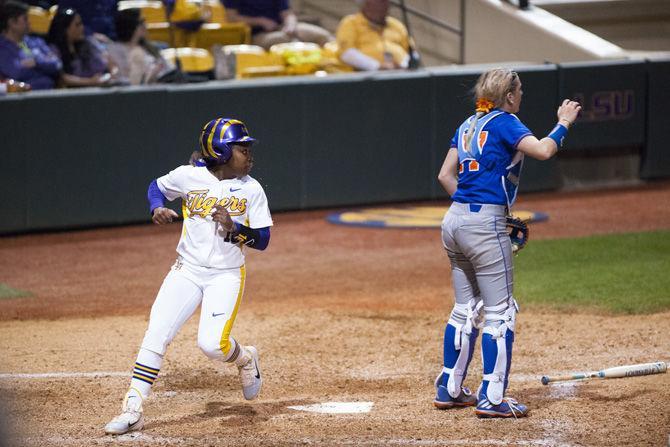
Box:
[237, 345, 262, 400]
[104, 393, 144, 435]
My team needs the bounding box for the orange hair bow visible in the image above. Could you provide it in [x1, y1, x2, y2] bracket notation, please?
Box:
[475, 98, 495, 113]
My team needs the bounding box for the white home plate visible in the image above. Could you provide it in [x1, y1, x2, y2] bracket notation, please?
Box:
[288, 401, 374, 414]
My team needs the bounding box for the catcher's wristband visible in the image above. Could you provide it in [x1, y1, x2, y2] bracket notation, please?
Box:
[547, 123, 568, 149]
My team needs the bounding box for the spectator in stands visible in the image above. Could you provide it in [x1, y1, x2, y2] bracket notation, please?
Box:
[0, 0, 61, 89]
[47, 7, 118, 87]
[336, 0, 411, 71]
[108, 8, 175, 85]
[56, 0, 119, 41]
[222, 0, 334, 50]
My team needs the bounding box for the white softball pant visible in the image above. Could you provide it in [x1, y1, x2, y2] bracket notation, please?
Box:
[140, 258, 246, 362]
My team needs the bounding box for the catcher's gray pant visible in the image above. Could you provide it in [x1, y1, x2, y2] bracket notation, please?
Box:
[441, 202, 513, 319]
[441, 202, 518, 404]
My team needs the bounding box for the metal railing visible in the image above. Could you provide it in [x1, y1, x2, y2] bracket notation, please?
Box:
[389, 0, 465, 64]
[502, 0, 530, 10]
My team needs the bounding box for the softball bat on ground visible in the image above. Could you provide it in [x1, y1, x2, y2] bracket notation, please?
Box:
[541, 361, 668, 385]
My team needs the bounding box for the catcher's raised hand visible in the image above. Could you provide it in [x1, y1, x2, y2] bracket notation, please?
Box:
[152, 207, 178, 225]
[557, 99, 581, 127]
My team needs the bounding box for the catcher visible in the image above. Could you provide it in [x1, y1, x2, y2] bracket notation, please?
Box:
[433, 68, 580, 418]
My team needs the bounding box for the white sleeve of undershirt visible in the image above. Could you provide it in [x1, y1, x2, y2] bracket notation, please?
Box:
[340, 48, 381, 71]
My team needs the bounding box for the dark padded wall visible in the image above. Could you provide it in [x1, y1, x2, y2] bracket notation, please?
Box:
[641, 59, 670, 179]
[558, 60, 646, 150]
[301, 71, 433, 207]
[1, 95, 28, 231]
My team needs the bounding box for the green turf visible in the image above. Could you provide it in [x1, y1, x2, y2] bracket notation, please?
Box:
[514, 230, 670, 314]
[0, 283, 32, 300]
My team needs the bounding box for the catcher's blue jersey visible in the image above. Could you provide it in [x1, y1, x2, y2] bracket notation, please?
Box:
[449, 110, 532, 208]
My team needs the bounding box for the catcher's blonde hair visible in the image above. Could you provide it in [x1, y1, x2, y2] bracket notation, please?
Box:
[464, 68, 520, 154]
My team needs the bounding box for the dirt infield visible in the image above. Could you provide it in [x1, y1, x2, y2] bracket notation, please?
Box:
[1, 181, 669, 446]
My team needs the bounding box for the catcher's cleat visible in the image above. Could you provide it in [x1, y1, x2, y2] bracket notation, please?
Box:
[475, 393, 529, 419]
[434, 385, 477, 409]
[236, 345, 262, 400]
[104, 392, 144, 435]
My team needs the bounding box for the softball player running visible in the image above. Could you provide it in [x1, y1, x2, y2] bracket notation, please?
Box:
[105, 118, 273, 435]
[433, 68, 580, 418]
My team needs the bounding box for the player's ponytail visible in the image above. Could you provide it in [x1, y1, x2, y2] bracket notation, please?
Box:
[465, 68, 520, 154]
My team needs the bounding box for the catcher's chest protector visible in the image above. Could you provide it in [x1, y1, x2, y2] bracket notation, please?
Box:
[455, 111, 525, 208]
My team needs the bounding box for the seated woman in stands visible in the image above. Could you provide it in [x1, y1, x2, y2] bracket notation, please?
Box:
[47, 7, 119, 87]
[0, 0, 61, 90]
[107, 8, 175, 85]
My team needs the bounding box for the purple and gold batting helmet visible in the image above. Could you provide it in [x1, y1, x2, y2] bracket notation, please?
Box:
[199, 118, 256, 165]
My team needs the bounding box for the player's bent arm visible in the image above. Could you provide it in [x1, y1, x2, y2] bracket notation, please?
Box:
[437, 148, 459, 196]
[147, 179, 177, 225]
[147, 179, 167, 212]
[516, 134, 559, 161]
[231, 224, 271, 251]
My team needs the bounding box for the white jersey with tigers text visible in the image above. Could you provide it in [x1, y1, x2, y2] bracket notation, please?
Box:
[156, 165, 273, 269]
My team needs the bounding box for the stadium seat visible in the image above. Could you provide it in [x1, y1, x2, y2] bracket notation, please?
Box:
[146, 23, 196, 47]
[161, 47, 215, 74]
[118, 0, 167, 24]
[195, 22, 251, 48]
[147, 22, 250, 49]
[146, 22, 171, 43]
[223, 44, 265, 56]
[215, 44, 285, 79]
[269, 42, 322, 75]
[320, 41, 354, 74]
[202, 0, 227, 24]
[169, 0, 205, 23]
[322, 41, 339, 58]
[239, 66, 287, 78]
[27, 6, 51, 36]
[268, 41, 321, 56]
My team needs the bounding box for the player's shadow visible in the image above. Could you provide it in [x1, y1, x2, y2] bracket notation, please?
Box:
[145, 398, 311, 429]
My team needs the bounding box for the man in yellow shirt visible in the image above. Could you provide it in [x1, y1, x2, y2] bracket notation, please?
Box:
[336, 0, 411, 71]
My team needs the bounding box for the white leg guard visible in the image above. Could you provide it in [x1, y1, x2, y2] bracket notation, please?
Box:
[438, 299, 484, 398]
[480, 298, 519, 405]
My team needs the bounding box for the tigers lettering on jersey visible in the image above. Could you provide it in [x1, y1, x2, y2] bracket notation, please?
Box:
[185, 189, 248, 217]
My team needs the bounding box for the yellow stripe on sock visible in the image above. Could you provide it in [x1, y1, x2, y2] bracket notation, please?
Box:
[133, 374, 155, 384]
[134, 364, 159, 375]
[219, 265, 246, 355]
